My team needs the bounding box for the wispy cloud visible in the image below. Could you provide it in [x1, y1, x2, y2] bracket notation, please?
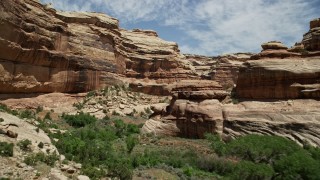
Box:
[41, 0, 318, 55]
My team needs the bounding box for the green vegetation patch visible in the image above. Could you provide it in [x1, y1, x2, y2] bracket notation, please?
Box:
[206, 134, 320, 179]
[62, 112, 97, 128]
[0, 141, 14, 157]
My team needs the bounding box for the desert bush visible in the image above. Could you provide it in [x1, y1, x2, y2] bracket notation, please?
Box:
[206, 134, 320, 179]
[81, 165, 106, 179]
[24, 152, 58, 166]
[0, 104, 18, 116]
[17, 139, 32, 151]
[86, 91, 96, 98]
[223, 134, 301, 164]
[19, 109, 35, 119]
[0, 141, 14, 157]
[126, 135, 139, 153]
[44, 112, 52, 120]
[112, 110, 120, 116]
[107, 155, 133, 180]
[55, 120, 138, 179]
[273, 150, 320, 179]
[205, 133, 226, 156]
[73, 102, 84, 110]
[230, 161, 274, 180]
[62, 112, 97, 128]
[36, 106, 43, 113]
[195, 156, 235, 175]
[38, 142, 44, 149]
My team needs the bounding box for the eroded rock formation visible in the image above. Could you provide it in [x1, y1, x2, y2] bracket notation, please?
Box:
[143, 18, 320, 146]
[236, 57, 320, 99]
[303, 18, 320, 51]
[2, 0, 320, 147]
[251, 41, 301, 60]
[0, 0, 194, 94]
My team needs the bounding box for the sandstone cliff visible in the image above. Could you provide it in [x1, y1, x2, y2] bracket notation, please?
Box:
[0, 0, 194, 94]
[236, 57, 320, 99]
[2, 0, 320, 147]
[143, 18, 320, 146]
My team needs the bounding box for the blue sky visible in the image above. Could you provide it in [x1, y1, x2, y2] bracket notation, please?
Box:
[40, 0, 319, 56]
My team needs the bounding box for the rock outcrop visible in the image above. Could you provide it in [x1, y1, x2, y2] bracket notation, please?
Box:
[236, 57, 320, 99]
[144, 98, 320, 146]
[0, 0, 193, 94]
[143, 18, 320, 146]
[211, 53, 251, 90]
[251, 41, 301, 59]
[303, 18, 320, 51]
[223, 100, 320, 146]
[143, 80, 228, 138]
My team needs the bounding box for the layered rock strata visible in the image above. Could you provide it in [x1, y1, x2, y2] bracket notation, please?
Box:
[144, 80, 228, 138]
[144, 99, 320, 146]
[251, 41, 301, 60]
[0, 0, 193, 94]
[303, 18, 320, 51]
[236, 57, 320, 99]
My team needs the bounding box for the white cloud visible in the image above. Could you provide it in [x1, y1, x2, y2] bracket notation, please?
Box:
[41, 0, 318, 55]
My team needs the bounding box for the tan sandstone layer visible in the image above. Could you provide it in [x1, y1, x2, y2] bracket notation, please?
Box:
[0, 0, 195, 94]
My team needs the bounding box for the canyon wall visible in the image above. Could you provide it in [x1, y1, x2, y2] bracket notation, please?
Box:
[0, 0, 194, 94]
[2, 0, 320, 146]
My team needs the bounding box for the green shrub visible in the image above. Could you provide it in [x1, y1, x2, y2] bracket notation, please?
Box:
[0, 141, 14, 157]
[24, 152, 58, 166]
[126, 135, 139, 153]
[112, 110, 120, 116]
[73, 102, 84, 110]
[0, 104, 11, 113]
[86, 91, 96, 98]
[304, 145, 320, 161]
[81, 165, 105, 179]
[19, 109, 35, 119]
[223, 134, 301, 164]
[36, 106, 43, 113]
[107, 156, 133, 180]
[273, 150, 320, 179]
[44, 112, 52, 120]
[17, 139, 32, 151]
[126, 124, 140, 135]
[0, 104, 18, 116]
[195, 156, 235, 175]
[62, 112, 97, 128]
[230, 161, 274, 180]
[38, 142, 44, 149]
[0, 118, 4, 122]
[205, 133, 226, 156]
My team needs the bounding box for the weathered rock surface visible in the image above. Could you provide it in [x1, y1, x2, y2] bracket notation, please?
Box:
[236, 57, 320, 99]
[303, 18, 320, 51]
[0, 112, 57, 153]
[211, 53, 251, 90]
[261, 41, 288, 50]
[223, 100, 320, 146]
[251, 41, 301, 60]
[144, 99, 320, 146]
[168, 80, 229, 100]
[142, 80, 227, 138]
[0, 111, 61, 179]
[0, 0, 193, 94]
